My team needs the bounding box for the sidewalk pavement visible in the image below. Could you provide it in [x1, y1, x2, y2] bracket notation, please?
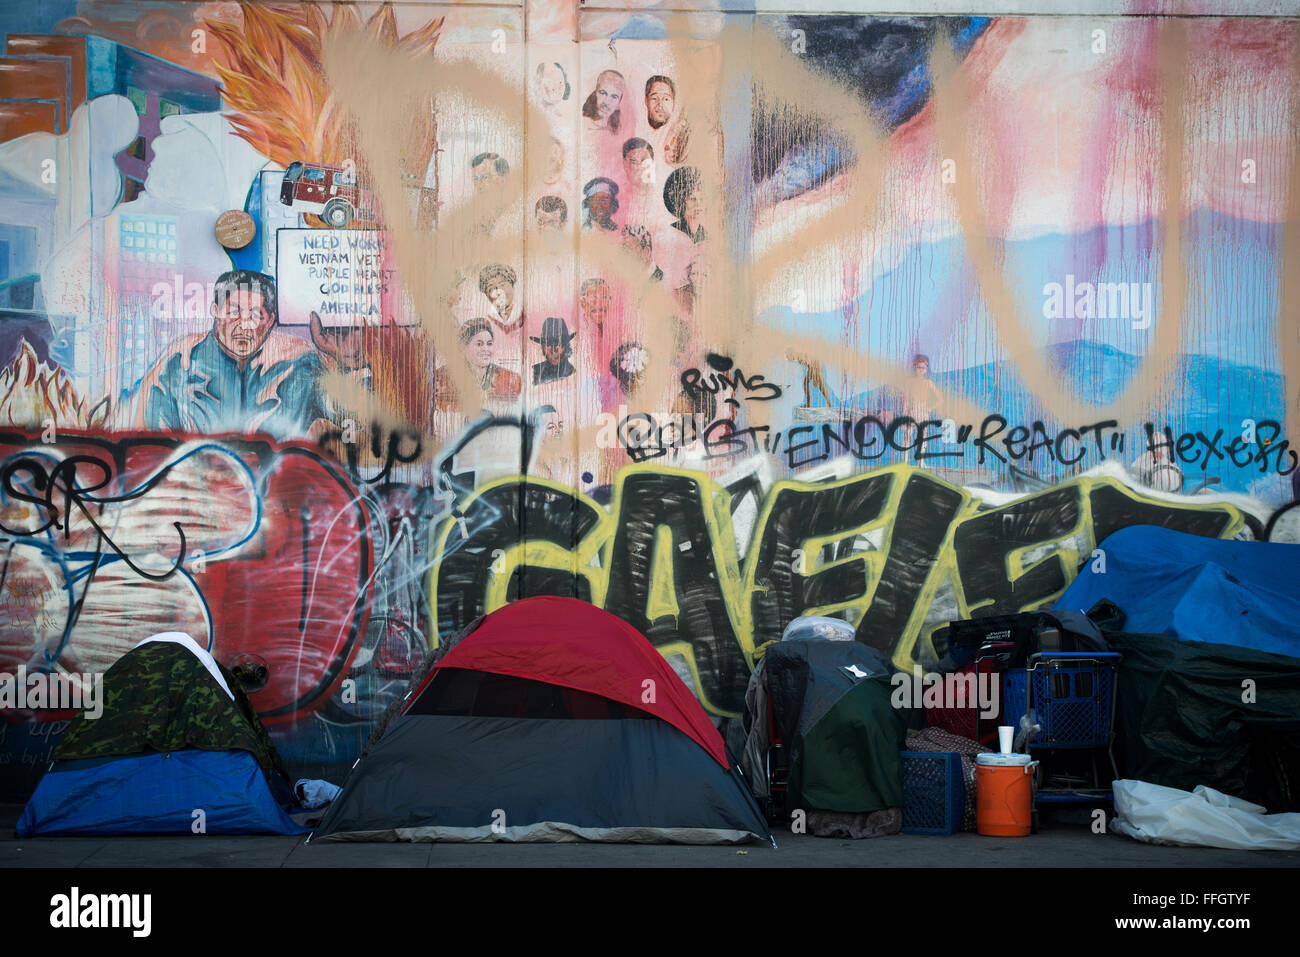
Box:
[4, 805, 1298, 867]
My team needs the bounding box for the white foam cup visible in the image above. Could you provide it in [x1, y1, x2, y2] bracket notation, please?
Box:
[998, 725, 1014, 754]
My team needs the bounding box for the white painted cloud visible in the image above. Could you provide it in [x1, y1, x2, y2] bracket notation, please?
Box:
[0, 93, 138, 230]
[143, 111, 271, 214]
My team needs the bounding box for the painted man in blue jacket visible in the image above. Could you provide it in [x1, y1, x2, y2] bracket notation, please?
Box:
[137, 270, 325, 440]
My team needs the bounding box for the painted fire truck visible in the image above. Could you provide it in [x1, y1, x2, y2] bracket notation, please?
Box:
[280, 161, 374, 228]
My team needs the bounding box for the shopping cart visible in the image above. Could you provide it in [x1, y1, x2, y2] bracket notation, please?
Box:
[1003, 652, 1121, 804]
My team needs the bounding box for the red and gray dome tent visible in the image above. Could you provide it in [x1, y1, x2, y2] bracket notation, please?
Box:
[312, 596, 772, 844]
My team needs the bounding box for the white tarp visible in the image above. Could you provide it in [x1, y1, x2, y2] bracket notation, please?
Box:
[1111, 779, 1300, 851]
[133, 632, 234, 701]
[294, 779, 341, 810]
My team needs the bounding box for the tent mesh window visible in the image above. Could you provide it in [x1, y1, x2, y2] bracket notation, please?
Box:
[407, 668, 658, 721]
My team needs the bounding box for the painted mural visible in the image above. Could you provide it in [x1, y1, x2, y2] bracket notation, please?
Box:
[0, 0, 1295, 787]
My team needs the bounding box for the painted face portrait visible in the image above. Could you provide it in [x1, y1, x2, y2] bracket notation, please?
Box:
[582, 177, 620, 231]
[538, 62, 567, 107]
[646, 80, 675, 129]
[535, 195, 567, 231]
[580, 283, 611, 326]
[583, 70, 626, 132]
[544, 344, 566, 365]
[486, 280, 514, 315]
[465, 330, 494, 370]
[472, 156, 505, 191]
[588, 192, 613, 222]
[623, 146, 653, 187]
[212, 288, 274, 359]
[596, 75, 623, 119]
[683, 188, 703, 223]
[664, 166, 706, 242]
[546, 139, 565, 182]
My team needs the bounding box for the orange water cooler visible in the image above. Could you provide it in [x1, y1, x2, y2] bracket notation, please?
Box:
[975, 752, 1038, 836]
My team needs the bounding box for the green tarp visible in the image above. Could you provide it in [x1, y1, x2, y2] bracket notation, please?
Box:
[755, 638, 906, 814]
[787, 672, 907, 813]
[1108, 631, 1300, 813]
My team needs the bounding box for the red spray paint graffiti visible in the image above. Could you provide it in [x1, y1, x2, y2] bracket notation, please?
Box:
[0, 431, 374, 723]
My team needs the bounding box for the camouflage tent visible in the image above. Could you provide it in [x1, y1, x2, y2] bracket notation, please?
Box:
[57, 637, 286, 776]
[18, 633, 303, 836]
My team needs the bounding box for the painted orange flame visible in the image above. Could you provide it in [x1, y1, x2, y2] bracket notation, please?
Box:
[204, 2, 443, 173]
[204, 2, 443, 429]
[0, 340, 109, 431]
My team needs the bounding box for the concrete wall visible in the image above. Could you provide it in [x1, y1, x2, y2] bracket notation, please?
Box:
[0, 1, 1295, 788]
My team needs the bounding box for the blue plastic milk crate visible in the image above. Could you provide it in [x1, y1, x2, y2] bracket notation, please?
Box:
[1002, 653, 1120, 749]
[900, 751, 964, 835]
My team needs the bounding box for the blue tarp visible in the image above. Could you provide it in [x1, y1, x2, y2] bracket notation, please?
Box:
[1056, 525, 1300, 659]
[17, 749, 306, 837]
